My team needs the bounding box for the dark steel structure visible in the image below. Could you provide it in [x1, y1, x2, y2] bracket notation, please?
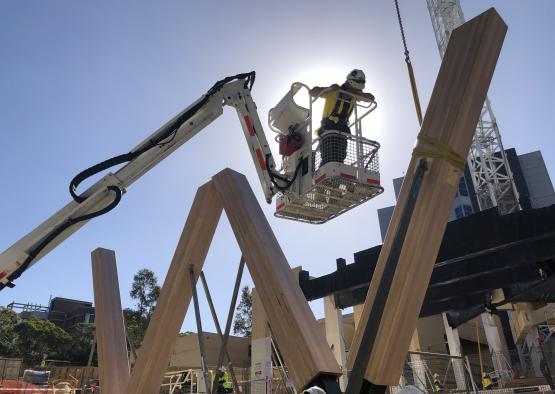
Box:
[299, 204, 555, 326]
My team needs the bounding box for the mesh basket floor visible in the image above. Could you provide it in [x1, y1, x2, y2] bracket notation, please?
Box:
[274, 175, 383, 224]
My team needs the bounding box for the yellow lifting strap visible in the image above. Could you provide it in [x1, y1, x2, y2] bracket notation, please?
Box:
[412, 133, 467, 172]
[407, 61, 423, 126]
[394, 0, 424, 126]
[394, 2, 466, 172]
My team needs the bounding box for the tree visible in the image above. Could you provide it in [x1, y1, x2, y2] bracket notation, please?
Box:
[233, 286, 252, 337]
[0, 308, 18, 357]
[130, 268, 161, 318]
[67, 323, 95, 365]
[1, 309, 86, 364]
[126, 268, 161, 347]
[14, 317, 71, 365]
[123, 308, 147, 349]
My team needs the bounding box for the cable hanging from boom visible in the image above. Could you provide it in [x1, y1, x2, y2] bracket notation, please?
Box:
[394, 0, 424, 126]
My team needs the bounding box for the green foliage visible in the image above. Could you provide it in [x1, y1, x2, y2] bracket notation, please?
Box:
[0, 308, 18, 357]
[178, 331, 193, 337]
[67, 323, 95, 366]
[123, 308, 148, 349]
[124, 268, 161, 348]
[0, 268, 161, 366]
[233, 286, 252, 337]
[14, 317, 71, 365]
[130, 268, 161, 318]
[0, 310, 93, 365]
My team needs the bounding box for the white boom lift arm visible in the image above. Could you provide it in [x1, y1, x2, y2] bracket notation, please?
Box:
[0, 72, 275, 289]
[0, 71, 383, 290]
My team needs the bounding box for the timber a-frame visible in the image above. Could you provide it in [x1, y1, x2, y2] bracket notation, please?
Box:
[125, 168, 341, 394]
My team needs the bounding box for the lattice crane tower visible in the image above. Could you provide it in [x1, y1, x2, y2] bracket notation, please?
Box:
[426, 0, 520, 214]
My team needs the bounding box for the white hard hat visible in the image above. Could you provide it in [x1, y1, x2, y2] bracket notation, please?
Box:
[302, 386, 326, 394]
[346, 69, 366, 90]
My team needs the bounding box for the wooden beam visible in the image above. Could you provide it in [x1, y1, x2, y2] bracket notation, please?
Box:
[251, 287, 271, 340]
[91, 248, 129, 393]
[212, 169, 341, 390]
[347, 8, 507, 386]
[126, 181, 223, 394]
[324, 296, 348, 391]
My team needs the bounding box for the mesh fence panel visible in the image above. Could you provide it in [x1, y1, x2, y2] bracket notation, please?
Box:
[390, 351, 471, 392]
[0, 358, 23, 381]
[314, 132, 379, 173]
[235, 378, 292, 394]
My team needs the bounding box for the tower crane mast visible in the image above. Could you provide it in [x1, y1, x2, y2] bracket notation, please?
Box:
[426, 0, 520, 214]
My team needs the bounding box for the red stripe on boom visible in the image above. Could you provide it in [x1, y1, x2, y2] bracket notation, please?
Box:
[340, 172, 357, 180]
[367, 178, 380, 185]
[256, 149, 267, 171]
[244, 116, 255, 136]
[315, 174, 326, 184]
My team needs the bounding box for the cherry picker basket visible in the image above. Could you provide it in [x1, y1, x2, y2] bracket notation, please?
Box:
[269, 82, 384, 224]
[275, 131, 383, 224]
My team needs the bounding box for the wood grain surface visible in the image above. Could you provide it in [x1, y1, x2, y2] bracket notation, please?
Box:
[212, 169, 341, 390]
[91, 248, 130, 393]
[347, 8, 507, 385]
[126, 182, 223, 394]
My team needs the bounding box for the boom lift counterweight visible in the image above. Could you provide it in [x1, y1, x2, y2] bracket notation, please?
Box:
[0, 72, 382, 290]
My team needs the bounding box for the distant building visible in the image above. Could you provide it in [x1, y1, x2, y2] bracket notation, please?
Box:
[515, 150, 555, 208]
[48, 297, 95, 331]
[377, 149, 555, 239]
[6, 297, 95, 332]
[6, 302, 49, 320]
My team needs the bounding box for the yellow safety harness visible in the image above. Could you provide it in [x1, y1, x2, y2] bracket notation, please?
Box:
[322, 90, 355, 125]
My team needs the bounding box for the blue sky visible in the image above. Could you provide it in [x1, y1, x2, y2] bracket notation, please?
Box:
[0, 1, 553, 333]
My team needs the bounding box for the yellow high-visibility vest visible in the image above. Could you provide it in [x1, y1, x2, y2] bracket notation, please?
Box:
[218, 371, 232, 389]
[321, 90, 355, 125]
[482, 376, 492, 389]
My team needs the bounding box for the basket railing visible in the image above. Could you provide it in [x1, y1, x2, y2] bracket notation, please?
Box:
[312, 131, 380, 174]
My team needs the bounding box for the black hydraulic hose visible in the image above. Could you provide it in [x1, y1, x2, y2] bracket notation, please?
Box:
[70, 71, 256, 202]
[1, 72, 256, 290]
[265, 154, 303, 192]
[1, 186, 122, 290]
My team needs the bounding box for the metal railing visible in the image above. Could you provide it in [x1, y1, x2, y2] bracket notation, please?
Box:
[387, 348, 555, 393]
[238, 378, 294, 394]
[390, 351, 474, 393]
[313, 131, 379, 173]
[269, 82, 380, 176]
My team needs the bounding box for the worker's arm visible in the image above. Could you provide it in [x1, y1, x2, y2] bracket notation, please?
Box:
[309, 84, 340, 97]
[358, 91, 376, 102]
[342, 86, 375, 103]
